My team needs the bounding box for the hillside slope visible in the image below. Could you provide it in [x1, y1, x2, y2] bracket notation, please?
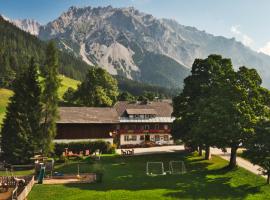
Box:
[0, 75, 80, 126]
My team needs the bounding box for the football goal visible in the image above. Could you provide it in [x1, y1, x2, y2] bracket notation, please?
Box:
[146, 162, 166, 176]
[169, 161, 186, 174]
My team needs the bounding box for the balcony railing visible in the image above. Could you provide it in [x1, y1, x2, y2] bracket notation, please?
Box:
[118, 129, 171, 134]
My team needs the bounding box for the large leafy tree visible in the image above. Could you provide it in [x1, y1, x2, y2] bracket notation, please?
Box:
[172, 55, 234, 159]
[213, 66, 264, 168]
[237, 87, 270, 181]
[245, 118, 270, 184]
[41, 41, 60, 155]
[1, 58, 42, 164]
[74, 67, 119, 107]
[172, 55, 265, 168]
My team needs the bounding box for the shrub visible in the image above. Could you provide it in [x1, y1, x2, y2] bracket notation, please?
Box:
[54, 140, 113, 156]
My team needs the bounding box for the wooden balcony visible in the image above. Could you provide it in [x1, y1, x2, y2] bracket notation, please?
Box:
[118, 129, 171, 134]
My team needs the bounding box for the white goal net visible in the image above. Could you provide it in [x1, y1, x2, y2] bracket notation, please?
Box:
[169, 161, 186, 174]
[146, 162, 166, 176]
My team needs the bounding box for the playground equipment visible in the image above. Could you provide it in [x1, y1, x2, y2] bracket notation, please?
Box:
[0, 176, 32, 200]
[169, 161, 186, 174]
[37, 166, 45, 184]
[146, 162, 166, 176]
[34, 157, 54, 179]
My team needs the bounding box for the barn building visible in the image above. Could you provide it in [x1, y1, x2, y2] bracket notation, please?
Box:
[55, 101, 175, 146]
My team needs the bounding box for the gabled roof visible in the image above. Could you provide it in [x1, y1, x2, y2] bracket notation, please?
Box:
[114, 101, 173, 117]
[125, 108, 157, 115]
[57, 107, 119, 124]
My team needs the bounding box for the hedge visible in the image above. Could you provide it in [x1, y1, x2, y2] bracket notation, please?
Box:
[54, 140, 114, 156]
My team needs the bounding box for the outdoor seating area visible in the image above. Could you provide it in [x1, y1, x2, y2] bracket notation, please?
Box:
[62, 148, 102, 161]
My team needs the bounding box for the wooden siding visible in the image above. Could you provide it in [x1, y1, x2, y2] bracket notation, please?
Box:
[56, 123, 116, 139]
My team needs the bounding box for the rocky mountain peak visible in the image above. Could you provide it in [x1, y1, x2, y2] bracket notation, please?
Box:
[4, 6, 270, 88]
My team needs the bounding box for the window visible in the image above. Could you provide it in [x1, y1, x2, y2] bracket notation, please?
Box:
[155, 124, 159, 130]
[135, 114, 139, 118]
[145, 125, 150, 130]
[155, 135, 160, 141]
[116, 125, 120, 130]
[131, 135, 137, 141]
[140, 135, 145, 141]
[164, 125, 168, 130]
[124, 135, 129, 141]
[140, 114, 144, 119]
[124, 135, 137, 141]
[129, 115, 134, 119]
[164, 135, 169, 141]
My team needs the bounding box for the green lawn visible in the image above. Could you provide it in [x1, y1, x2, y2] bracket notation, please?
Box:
[0, 88, 13, 123]
[58, 75, 80, 99]
[25, 153, 270, 200]
[0, 75, 80, 126]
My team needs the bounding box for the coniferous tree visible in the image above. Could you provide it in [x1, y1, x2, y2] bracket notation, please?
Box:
[75, 68, 119, 107]
[1, 58, 42, 164]
[41, 41, 60, 155]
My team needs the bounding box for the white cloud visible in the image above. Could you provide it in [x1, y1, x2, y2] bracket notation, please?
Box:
[230, 25, 254, 47]
[259, 42, 270, 56]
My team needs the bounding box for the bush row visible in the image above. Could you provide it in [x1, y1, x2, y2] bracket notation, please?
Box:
[54, 140, 114, 156]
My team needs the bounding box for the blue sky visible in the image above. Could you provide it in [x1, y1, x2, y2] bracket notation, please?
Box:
[1, 0, 270, 54]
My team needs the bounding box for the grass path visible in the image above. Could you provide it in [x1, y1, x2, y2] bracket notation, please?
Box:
[28, 153, 270, 200]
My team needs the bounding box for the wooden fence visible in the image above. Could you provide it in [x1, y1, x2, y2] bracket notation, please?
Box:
[0, 176, 34, 200]
[17, 176, 34, 200]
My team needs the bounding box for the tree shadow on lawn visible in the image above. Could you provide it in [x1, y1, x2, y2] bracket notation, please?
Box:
[59, 153, 260, 199]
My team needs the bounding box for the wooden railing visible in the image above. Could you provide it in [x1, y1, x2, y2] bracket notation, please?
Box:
[118, 129, 171, 134]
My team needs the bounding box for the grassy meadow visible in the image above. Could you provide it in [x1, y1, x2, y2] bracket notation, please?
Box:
[22, 152, 270, 200]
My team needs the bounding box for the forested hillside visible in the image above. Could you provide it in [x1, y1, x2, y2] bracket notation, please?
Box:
[0, 16, 91, 88]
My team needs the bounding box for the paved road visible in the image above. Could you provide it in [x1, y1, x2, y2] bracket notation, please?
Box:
[117, 145, 266, 178]
[210, 147, 266, 179]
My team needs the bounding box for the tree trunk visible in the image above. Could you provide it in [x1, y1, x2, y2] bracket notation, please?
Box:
[229, 146, 238, 168]
[267, 174, 270, 184]
[205, 146, 211, 160]
[198, 145, 203, 156]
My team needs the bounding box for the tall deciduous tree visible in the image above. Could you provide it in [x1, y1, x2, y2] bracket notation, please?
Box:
[41, 41, 60, 155]
[245, 118, 270, 184]
[172, 55, 265, 168]
[172, 55, 234, 160]
[75, 67, 119, 107]
[1, 58, 42, 164]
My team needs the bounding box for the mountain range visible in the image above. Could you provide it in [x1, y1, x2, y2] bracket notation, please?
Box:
[4, 6, 270, 88]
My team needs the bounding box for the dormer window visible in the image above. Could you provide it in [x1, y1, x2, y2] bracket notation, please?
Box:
[125, 109, 157, 119]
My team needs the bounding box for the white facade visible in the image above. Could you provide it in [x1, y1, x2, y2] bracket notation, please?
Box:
[120, 134, 173, 145]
